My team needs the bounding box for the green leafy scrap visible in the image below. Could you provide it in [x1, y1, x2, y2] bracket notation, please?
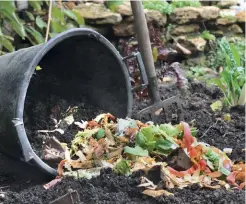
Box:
[124, 145, 149, 157]
[113, 159, 131, 176]
[159, 124, 181, 137]
[205, 149, 219, 171]
[95, 128, 105, 139]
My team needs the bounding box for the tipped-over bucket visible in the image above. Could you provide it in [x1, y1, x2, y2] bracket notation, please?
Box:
[0, 28, 147, 178]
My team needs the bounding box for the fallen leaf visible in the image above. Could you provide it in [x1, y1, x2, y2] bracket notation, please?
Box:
[116, 136, 129, 143]
[36, 65, 42, 71]
[142, 189, 174, 198]
[223, 113, 231, 122]
[107, 148, 123, 159]
[105, 127, 115, 146]
[210, 100, 223, 112]
[131, 157, 157, 172]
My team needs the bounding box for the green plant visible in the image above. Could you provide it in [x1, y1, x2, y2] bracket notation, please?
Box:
[0, 1, 84, 55]
[206, 37, 245, 70]
[105, 0, 123, 12]
[50, 5, 84, 38]
[171, 0, 201, 8]
[208, 37, 246, 107]
[0, 1, 25, 53]
[186, 66, 206, 79]
[142, 0, 173, 15]
[200, 30, 216, 41]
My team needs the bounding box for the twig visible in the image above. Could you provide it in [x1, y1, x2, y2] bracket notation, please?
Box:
[45, 0, 52, 42]
[200, 119, 219, 138]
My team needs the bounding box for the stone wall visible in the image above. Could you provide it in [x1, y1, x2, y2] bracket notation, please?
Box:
[70, 1, 245, 57]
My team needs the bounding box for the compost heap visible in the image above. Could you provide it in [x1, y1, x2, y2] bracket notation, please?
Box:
[42, 112, 245, 198]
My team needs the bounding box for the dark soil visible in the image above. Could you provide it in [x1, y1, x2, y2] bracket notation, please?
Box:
[0, 82, 245, 204]
[2, 169, 245, 204]
[24, 94, 104, 156]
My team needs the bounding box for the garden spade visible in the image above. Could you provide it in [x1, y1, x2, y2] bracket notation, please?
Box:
[130, 1, 181, 121]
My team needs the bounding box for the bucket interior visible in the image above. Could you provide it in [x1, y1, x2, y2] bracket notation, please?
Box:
[23, 35, 129, 161]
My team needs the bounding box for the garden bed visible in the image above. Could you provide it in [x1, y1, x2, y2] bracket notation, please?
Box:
[0, 82, 245, 204]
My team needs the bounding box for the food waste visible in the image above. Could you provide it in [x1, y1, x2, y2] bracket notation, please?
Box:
[40, 110, 245, 198]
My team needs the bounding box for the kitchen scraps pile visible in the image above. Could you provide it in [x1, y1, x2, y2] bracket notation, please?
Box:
[42, 112, 245, 198]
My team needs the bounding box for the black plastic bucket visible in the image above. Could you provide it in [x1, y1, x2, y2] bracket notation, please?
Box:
[0, 28, 147, 178]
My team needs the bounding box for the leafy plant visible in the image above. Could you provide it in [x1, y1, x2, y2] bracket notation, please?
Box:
[0, 1, 85, 54]
[105, 0, 123, 12]
[142, 0, 201, 15]
[208, 37, 246, 107]
[206, 37, 245, 71]
[142, 0, 173, 15]
[186, 66, 206, 79]
[171, 0, 201, 8]
[50, 5, 84, 38]
[200, 30, 216, 41]
[0, 27, 15, 52]
[0, 1, 26, 39]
